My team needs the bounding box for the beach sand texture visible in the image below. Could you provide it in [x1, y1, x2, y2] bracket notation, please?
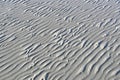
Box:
[0, 0, 120, 80]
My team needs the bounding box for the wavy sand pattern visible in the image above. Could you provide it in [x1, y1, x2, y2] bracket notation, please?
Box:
[0, 0, 120, 80]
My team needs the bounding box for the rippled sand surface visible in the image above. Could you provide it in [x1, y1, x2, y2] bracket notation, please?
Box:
[0, 0, 120, 80]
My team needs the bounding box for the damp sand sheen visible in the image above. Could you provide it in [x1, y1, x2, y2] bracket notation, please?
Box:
[0, 0, 120, 80]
